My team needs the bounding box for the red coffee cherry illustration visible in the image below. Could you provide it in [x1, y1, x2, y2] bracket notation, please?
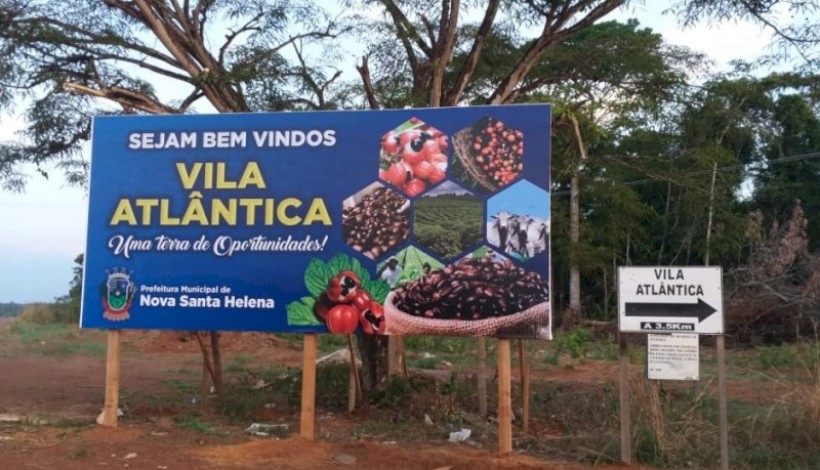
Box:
[359, 301, 386, 335]
[326, 304, 360, 334]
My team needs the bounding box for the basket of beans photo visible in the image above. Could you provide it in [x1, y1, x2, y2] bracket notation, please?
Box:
[383, 256, 550, 339]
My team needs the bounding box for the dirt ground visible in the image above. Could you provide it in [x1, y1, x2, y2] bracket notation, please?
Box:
[0, 321, 653, 470]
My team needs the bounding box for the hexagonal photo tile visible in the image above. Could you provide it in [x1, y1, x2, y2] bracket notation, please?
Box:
[413, 181, 483, 260]
[486, 180, 549, 262]
[378, 117, 448, 197]
[342, 182, 410, 260]
[384, 244, 550, 339]
[375, 246, 444, 289]
[451, 115, 524, 194]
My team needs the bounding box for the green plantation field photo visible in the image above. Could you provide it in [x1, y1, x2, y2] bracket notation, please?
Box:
[413, 184, 484, 259]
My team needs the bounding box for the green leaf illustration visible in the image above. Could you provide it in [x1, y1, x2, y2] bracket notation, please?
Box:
[349, 256, 369, 286]
[304, 258, 331, 297]
[363, 278, 391, 304]
[286, 298, 322, 326]
[327, 253, 350, 275]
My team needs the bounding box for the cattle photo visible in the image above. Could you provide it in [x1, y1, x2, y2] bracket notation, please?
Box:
[487, 211, 549, 261]
[485, 180, 550, 262]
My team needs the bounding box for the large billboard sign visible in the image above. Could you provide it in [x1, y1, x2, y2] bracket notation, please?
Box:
[80, 105, 552, 339]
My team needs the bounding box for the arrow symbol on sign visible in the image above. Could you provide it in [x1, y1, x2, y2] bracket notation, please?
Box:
[625, 298, 717, 322]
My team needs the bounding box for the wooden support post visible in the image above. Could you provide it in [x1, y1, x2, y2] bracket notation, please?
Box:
[717, 335, 729, 470]
[518, 339, 530, 433]
[348, 365, 357, 413]
[300, 334, 318, 440]
[101, 330, 122, 427]
[478, 337, 488, 417]
[498, 339, 512, 454]
[619, 333, 631, 464]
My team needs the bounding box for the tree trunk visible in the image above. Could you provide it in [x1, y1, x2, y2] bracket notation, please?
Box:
[566, 115, 587, 326]
[568, 166, 582, 325]
[209, 331, 223, 402]
[357, 334, 390, 396]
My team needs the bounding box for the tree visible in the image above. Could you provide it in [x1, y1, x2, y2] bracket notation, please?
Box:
[673, 0, 820, 68]
[0, 0, 346, 188]
[352, 0, 627, 108]
[532, 19, 699, 322]
[753, 92, 820, 250]
[349, 0, 631, 391]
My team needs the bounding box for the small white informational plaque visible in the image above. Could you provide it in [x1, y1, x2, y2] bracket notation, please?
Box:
[646, 333, 699, 381]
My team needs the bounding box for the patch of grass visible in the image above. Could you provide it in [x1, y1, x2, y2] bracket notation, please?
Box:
[173, 412, 227, 436]
[319, 334, 348, 353]
[219, 362, 349, 422]
[404, 336, 478, 371]
[9, 322, 73, 344]
[219, 382, 275, 422]
[6, 322, 106, 357]
[162, 379, 198, 394]
[53, 418, 92, 429]
[163, 367, 198, 376]
[352, 420, 407, 439]
[370, 375, 417, 409]
[755, 345, 802, 370]
[41, 341, 106, 357]
[225, 353, 257, 373]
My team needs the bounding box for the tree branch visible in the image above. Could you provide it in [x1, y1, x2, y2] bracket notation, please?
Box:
[429, 0, 459, 107]
[63, 82, 176, 114]
[444, 0, 499, 106]
[379, 0, 434, 58]
[488, 0, 624, 104]
[356, 56, 380, 110]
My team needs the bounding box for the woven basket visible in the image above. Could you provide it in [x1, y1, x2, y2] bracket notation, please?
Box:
[453, 124, 499, 193]
[384, 292, 550, 339]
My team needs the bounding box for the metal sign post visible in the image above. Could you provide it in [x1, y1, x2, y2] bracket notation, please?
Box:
[617, 266, 727, 468]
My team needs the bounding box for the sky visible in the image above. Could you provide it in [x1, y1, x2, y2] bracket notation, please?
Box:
[0, 2, 783, 303]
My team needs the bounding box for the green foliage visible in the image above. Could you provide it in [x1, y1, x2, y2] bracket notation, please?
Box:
[673, 0, 820, 70]
[0, 0, 345, 185]
[8, 321, 105, 357]
[0, 302, 24, 317]
[16, 301, 78, 325]
[173, 412, 227, 436]
[162, 379, 198, 394]
[318, 334, 349, 353]
[369, 374, 417, 409]
[753, 92, 820, 250]
[403, 336, 478, 370]
[414, 194, 483, 259]
[10, 321, 71, 343]
[546, 328, 593, 364]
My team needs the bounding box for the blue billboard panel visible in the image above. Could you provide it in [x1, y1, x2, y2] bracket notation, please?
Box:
[81, 105, 552, 339]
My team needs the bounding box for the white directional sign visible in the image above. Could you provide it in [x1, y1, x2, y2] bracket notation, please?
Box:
[618, 266, 723, 334]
